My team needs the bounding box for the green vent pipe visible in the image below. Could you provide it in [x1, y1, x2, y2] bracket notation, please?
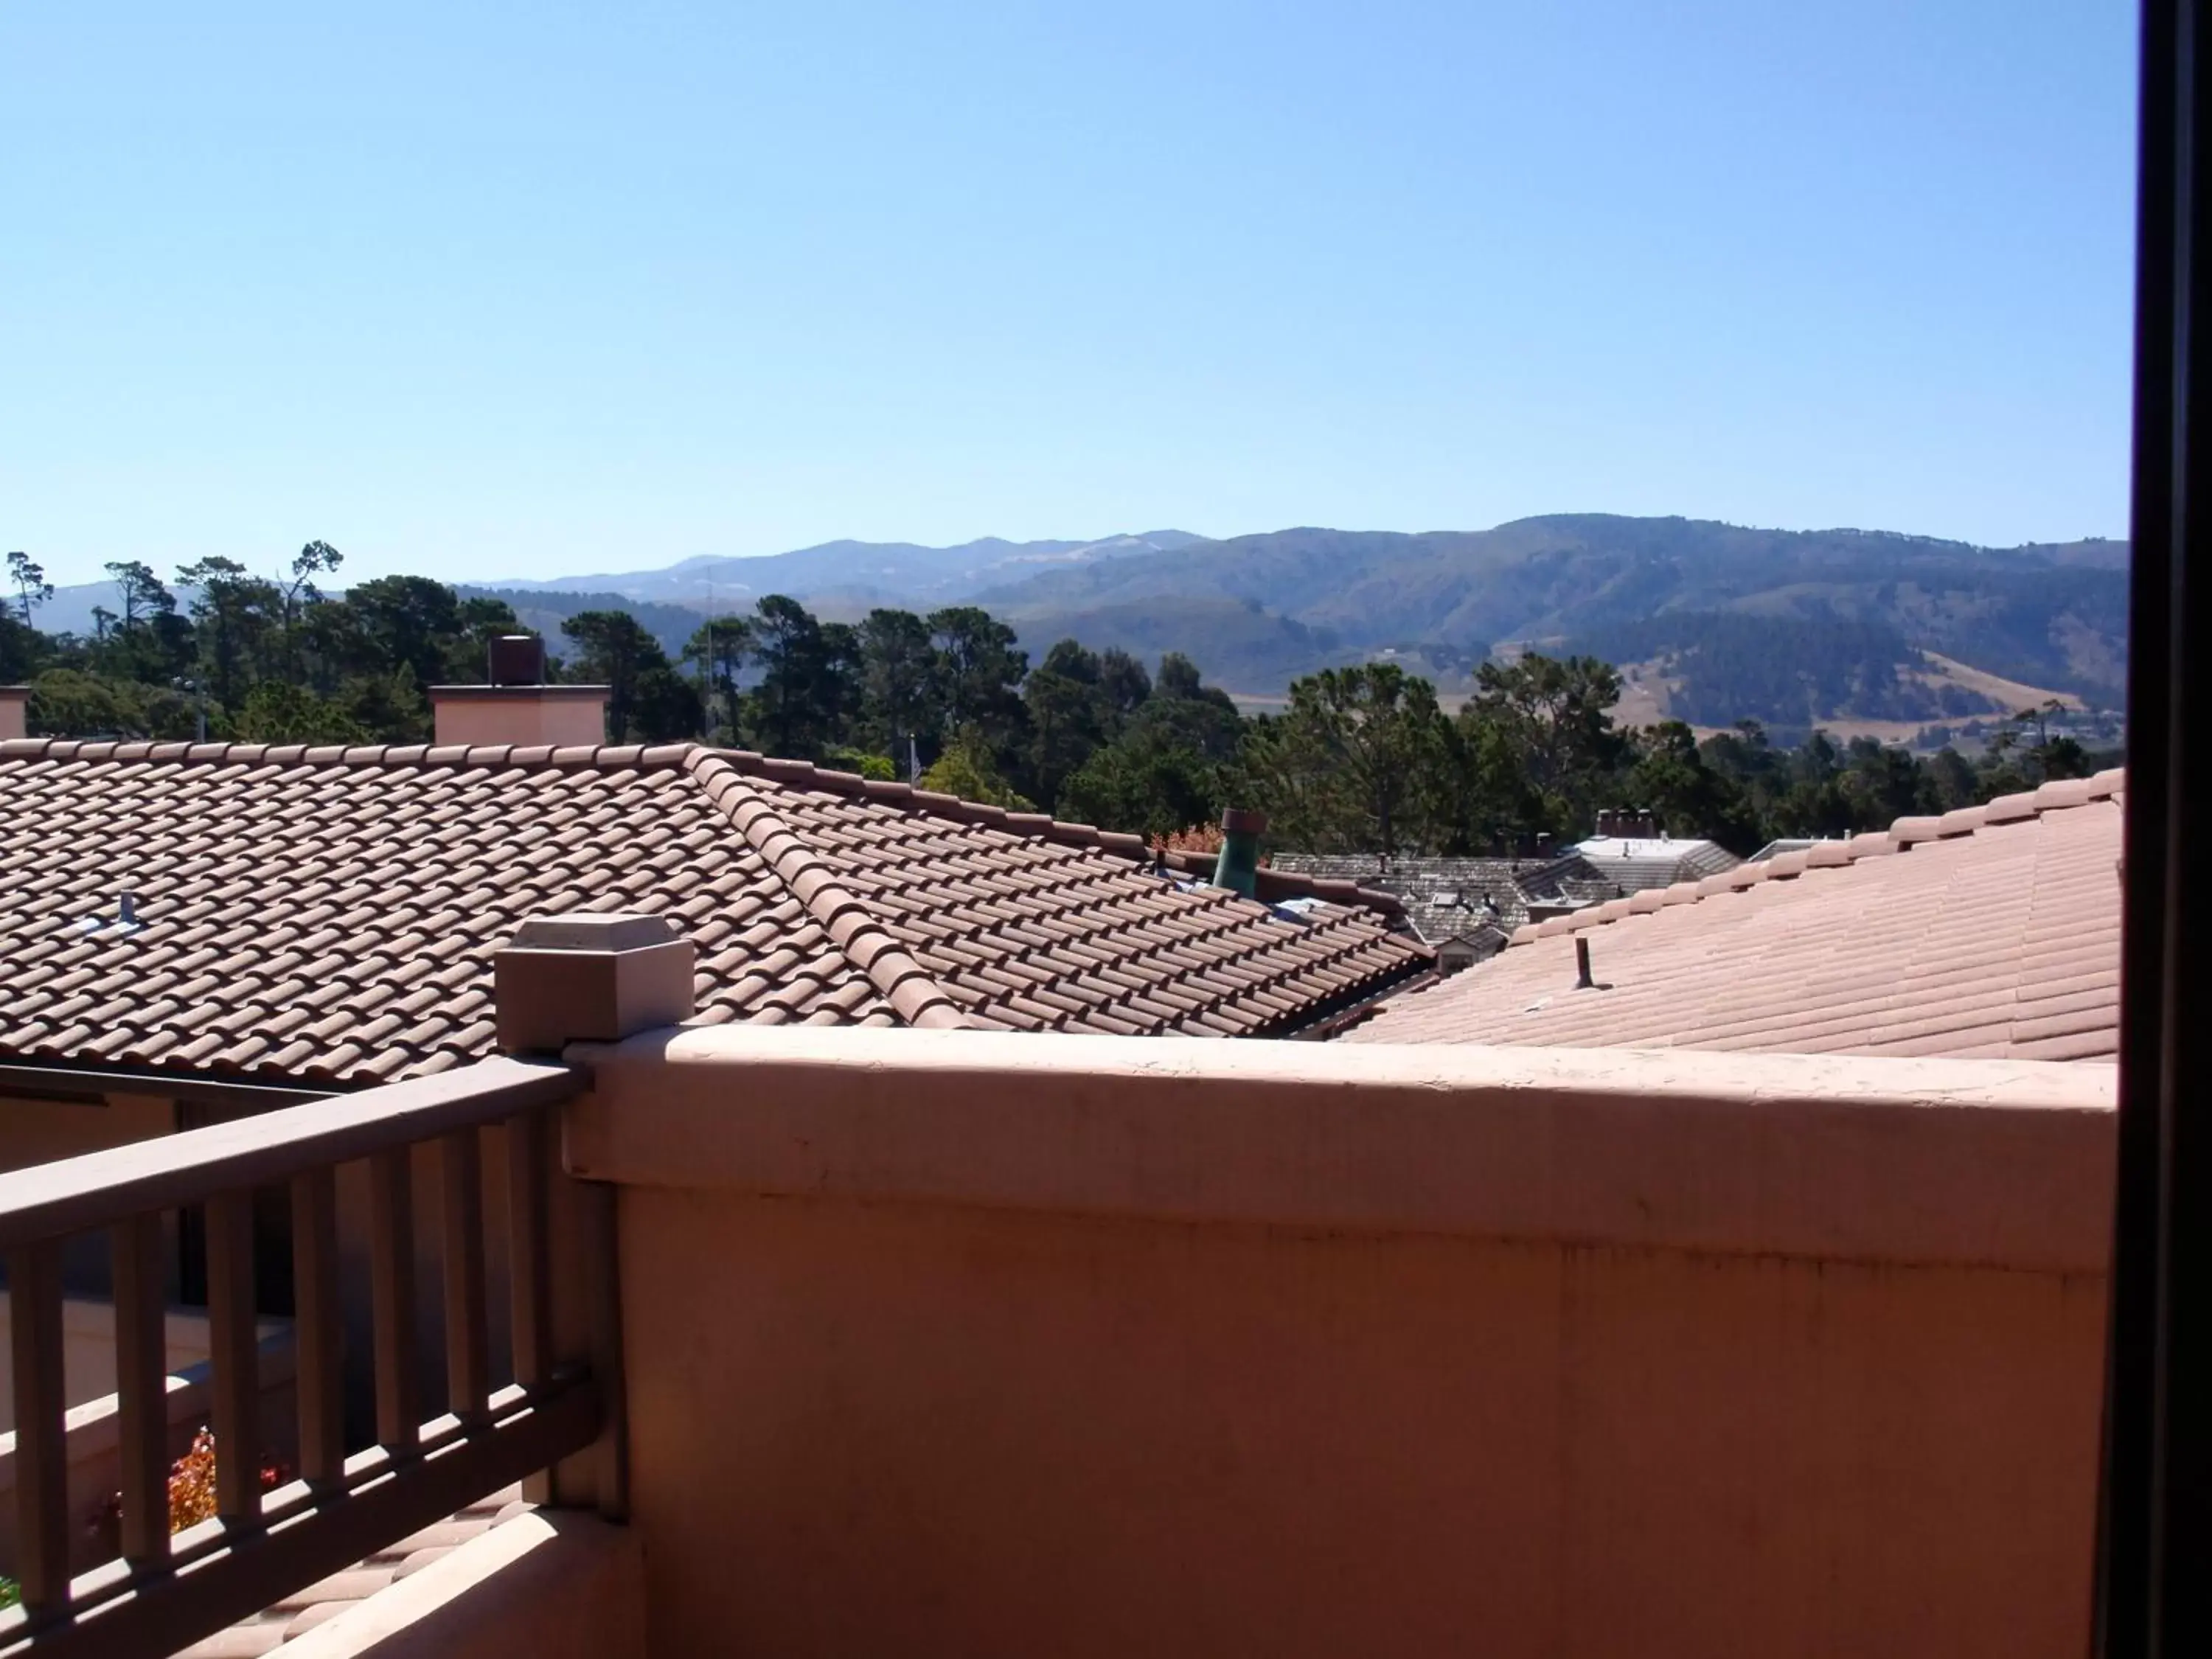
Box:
[1213, 808, 1268, 899]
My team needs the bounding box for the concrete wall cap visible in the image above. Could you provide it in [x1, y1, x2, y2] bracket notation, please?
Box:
[567, 1025, 2116, 1273]
[426, 684, 612, 700]
[509, 914, 681, 953]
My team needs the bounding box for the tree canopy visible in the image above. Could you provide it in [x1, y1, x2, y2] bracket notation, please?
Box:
[4, 549, 2109, 854]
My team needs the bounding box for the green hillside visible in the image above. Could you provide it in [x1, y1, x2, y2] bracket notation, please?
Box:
[970, 515, 2128, 714]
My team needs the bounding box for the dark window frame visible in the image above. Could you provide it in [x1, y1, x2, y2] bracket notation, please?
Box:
[2100, 2, 2212, 1649]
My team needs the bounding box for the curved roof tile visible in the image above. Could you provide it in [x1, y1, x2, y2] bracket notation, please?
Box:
[1346, 769, 2124, 1061]
[0, 740, 1430, 1085]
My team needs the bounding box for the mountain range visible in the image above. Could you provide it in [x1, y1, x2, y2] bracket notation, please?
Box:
[491, 531, 1211, 611]
[32, 516, 2129, 731]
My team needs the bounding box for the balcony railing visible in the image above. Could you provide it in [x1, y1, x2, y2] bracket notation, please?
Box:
[0, 1055, 604, 1657]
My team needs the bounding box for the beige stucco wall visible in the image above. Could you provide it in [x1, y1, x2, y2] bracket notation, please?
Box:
[0, 1295, 220, 1433]
[0, 1091, 174, 1175]
[572, 1028, 2115, 1659]
[0, 1090, 180, 1301]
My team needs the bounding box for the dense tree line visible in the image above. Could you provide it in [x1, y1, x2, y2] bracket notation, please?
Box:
[3, 549, 2108, 854]
[1237, 655, 2105, 857]
[4, 546, 523, 745]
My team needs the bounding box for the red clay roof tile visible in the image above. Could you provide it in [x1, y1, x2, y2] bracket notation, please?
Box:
[1344, 769, 2123, 1062]
[0, 740, 1426, 1083]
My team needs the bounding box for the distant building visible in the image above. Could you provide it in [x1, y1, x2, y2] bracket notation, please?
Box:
[1572, 808, 1742, 893]
[1268, 851, 1614, 972]
[1747, 837, 1843, 863]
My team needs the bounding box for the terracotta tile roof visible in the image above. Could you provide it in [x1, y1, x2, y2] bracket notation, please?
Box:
[0, 740, 1429, 1085]
[178, 1485, 528, 1655]
[1341, 771, 2124, 1062]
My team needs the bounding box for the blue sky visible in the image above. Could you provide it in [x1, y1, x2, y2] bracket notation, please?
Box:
[3, 2, 2138, 588]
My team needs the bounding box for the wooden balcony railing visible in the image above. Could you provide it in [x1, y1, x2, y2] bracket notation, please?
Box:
[0, 1055, 602, 1658]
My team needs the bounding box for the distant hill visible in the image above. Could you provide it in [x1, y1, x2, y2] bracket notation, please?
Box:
[963, 516, 2129, 711]
[481, 531, 1208, 614]
[31, 516, 2128, 726]
[24, 530, 1204, 641]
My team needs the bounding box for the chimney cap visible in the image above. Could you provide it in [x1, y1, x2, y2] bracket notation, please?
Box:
[1220, 807, 1268, 837]
[510, 913, 681, 953]
[427, 684, 610, 700]
[488, 634, 547, 686]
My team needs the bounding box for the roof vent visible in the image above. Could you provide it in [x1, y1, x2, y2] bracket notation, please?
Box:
[75, 892, 145, 938]
[1213, 808, 1268, 899]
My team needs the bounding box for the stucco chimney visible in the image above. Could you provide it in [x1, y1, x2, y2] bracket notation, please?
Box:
[1212, 808, 1267, 899]
[428, 636, 609, 747]
[0, 686, 27, 741]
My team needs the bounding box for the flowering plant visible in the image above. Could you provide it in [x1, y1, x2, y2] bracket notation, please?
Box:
[87, 1428, 292, 1551]
[1150, 824, 1225, 855]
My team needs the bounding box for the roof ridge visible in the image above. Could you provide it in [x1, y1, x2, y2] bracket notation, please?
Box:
[0, 736, 706, 772]
[1509, 766, 2127, 947]
[708, 748, 1163, 846]
[681, 749, 972, 1029]
[702, 748, 1411, 925]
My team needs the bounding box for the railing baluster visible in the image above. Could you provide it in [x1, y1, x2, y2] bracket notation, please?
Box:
[369, 1147, 420, 1448]
[7, 1239, 69, 1618]
[506, 1107, 551, 1388]
[206, 1189, 260, 1525]
[291, 1165, 344, 1486]
[0, 1057, 592, 1655]
[441, 1127, 490, 1417]
[111, 1211, 171, 1565]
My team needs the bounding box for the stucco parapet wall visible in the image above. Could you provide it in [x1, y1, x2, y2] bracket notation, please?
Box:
[565, 1028, 2115, 1274]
